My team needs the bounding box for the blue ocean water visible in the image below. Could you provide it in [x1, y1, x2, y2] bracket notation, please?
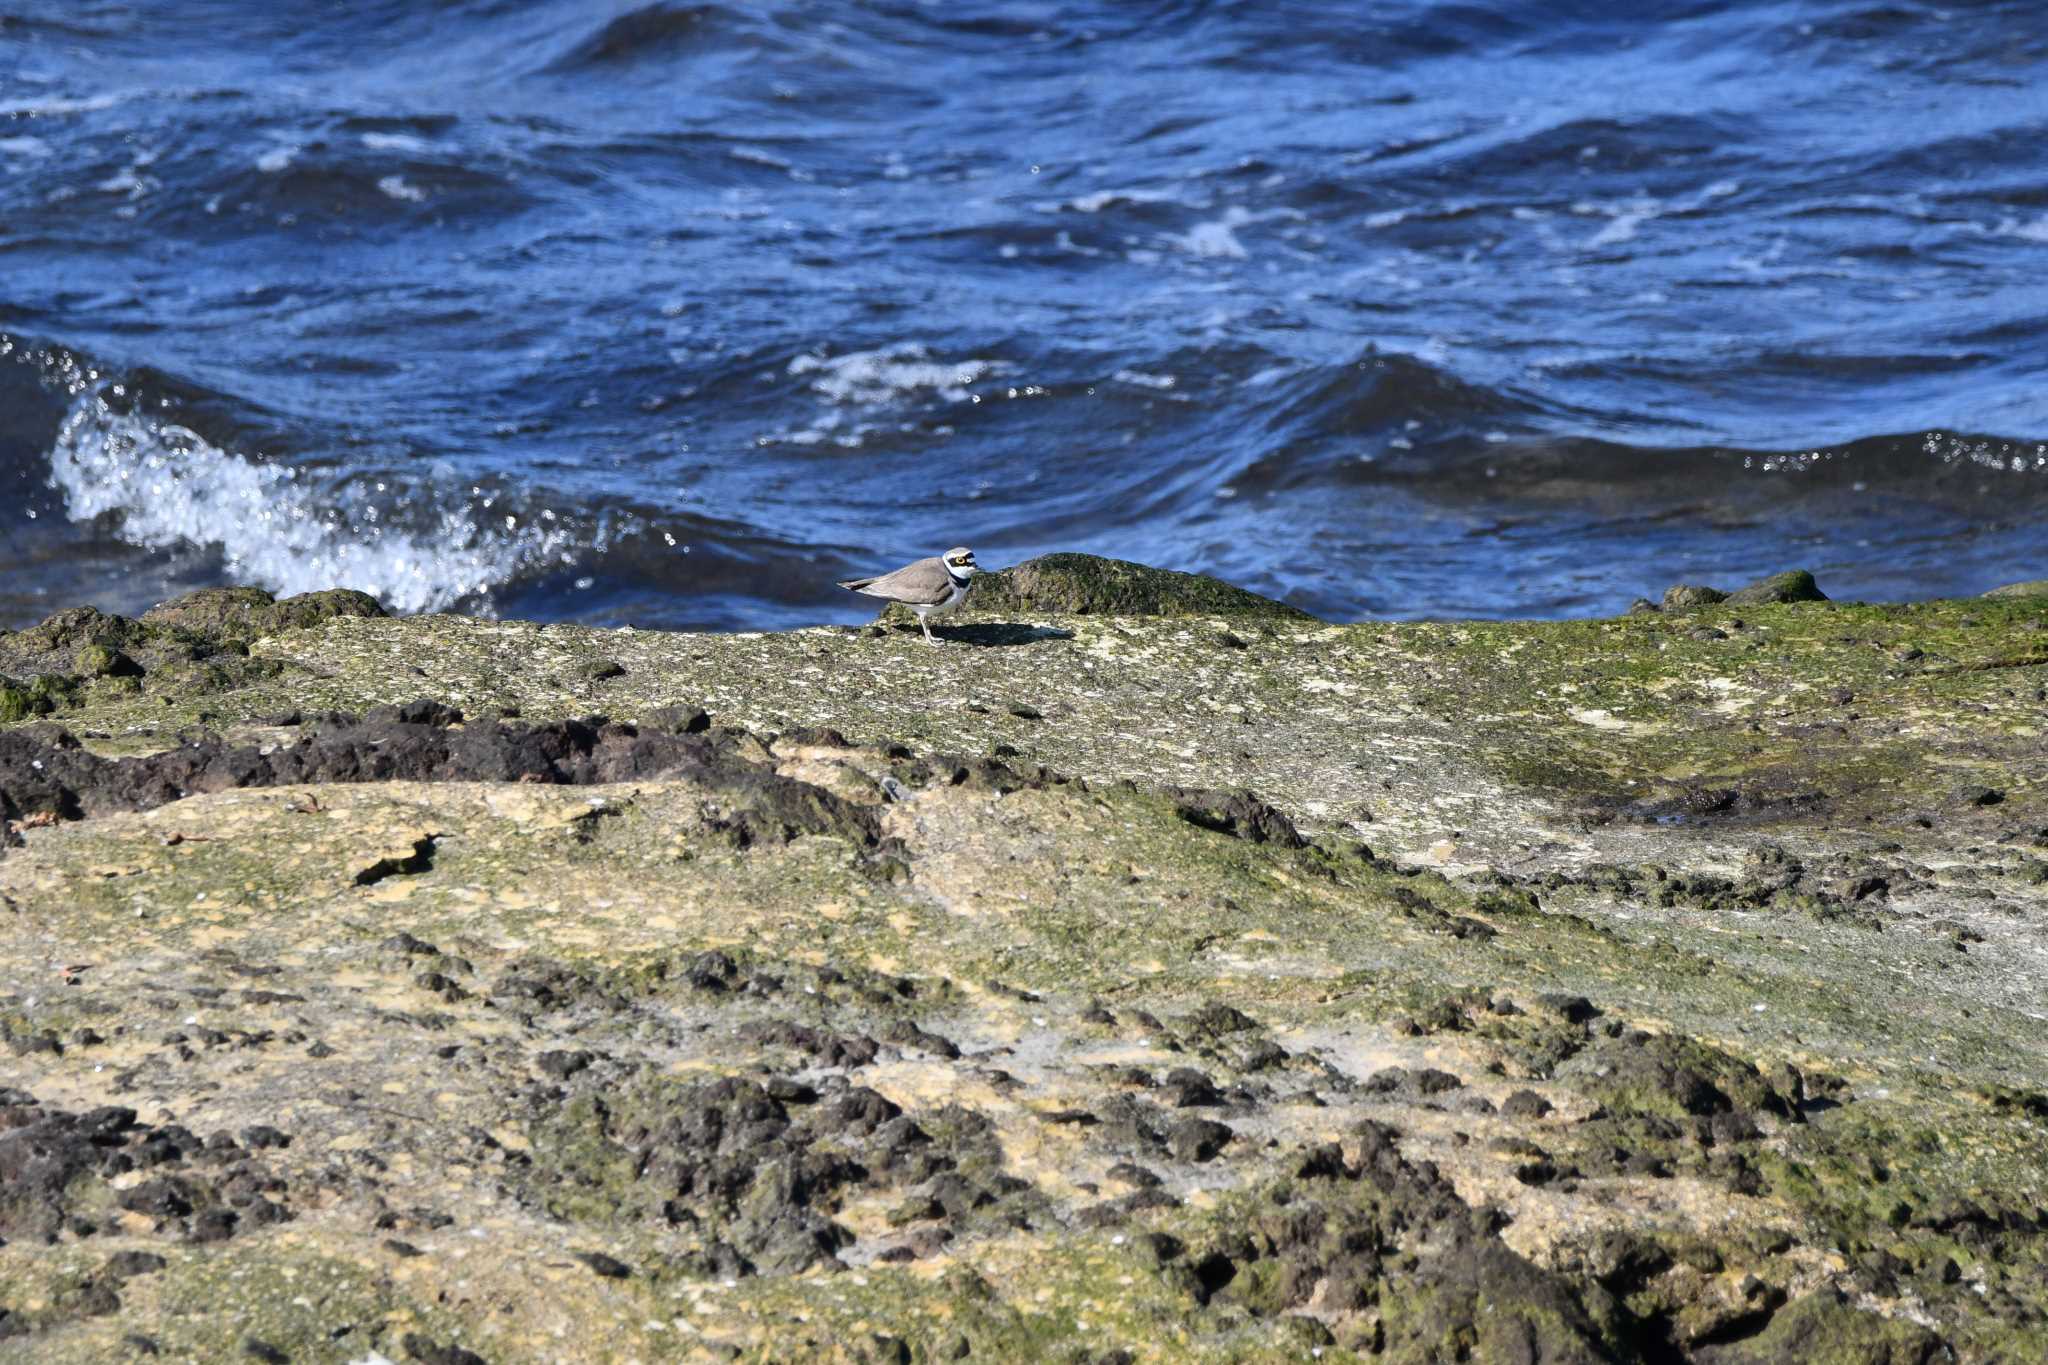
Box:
[3, 0, 2045, 630]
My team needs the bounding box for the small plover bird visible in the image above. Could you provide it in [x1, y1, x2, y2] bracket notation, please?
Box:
[837, 546, 978, 644]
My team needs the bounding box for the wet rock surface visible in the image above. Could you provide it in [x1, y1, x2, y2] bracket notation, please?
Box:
[1, 576, 2046, 1359]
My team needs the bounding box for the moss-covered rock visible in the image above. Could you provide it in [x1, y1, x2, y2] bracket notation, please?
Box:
[10, 607, 145, 655]
[2, 590, 379, 699]
[136, 586, 278, 636]
[1725, 568, 1828, 605]
[0, 673, 80, 723]
[1698, 1289, 1943, 1364]
[1661, 584, 1728, 611]
[1983, 578, 2048, 599]
[1561, 1032, 1792, 1121]
[1657, 570, 1829, 613]
[947, 552, 1316, 620]
[138, 585, 384, 640]
[70, 645, 141, 680]
[260, 587, 388, 632]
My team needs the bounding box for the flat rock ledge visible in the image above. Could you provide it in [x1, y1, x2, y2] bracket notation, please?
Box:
[2, 562, 2045, 1363]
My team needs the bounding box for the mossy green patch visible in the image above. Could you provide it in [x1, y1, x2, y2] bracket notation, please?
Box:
[0, 673, 79, 723]
[69, 645, 140, 680]
[947, 552, 1316, 621]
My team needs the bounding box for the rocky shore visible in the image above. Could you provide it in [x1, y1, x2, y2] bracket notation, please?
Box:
[2, 557, 2045, 1363]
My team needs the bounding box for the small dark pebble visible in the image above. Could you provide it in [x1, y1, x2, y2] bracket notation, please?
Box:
[572, 1249, 630, 1278]
[1536, 993, 1599, 1024]
[306, 1041, 336, 1059]
[1162, 1067, 1223, 1107]
[764, 1076, 819, 1104]
[123, 1335, 161, 1356]
[642, 705, 711, 735]
[1166, 1116, 1233, 1162]
[105, 1251, 168, 1279]
[385, 1238, 425, 1258]
[1007, 702, 1043, 720]
[1240, 1040, 1287, 1071]
[365, 700, 465, 727]
[244, 1341, 290, 1364]
[403, 1333, 489, 1365]
[536, 1050, 597, 1080]
[1412, 1067, 1463, 1094]
[193, 1208, 239, 1242]
[1136, 1231, 1185, 1264]
[1500, 1090, 1554, 1119]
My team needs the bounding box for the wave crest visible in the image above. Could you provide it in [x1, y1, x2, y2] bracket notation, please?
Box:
[46, 384, 606, 614]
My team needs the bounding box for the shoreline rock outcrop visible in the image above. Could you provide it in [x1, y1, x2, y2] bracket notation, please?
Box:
[2, 561, 2044, 1361]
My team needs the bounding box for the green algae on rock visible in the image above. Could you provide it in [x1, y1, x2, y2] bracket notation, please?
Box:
[1654, 568, 1827, 612]
[2, 562, 2046, 1361]
[913, 551, 1317, 621]
[1724, 568, 1829, 606]
[1661, 584, 1729, 612]
[139, 585, 386, 640]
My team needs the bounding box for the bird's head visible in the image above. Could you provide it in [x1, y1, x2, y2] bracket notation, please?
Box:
[943, 546, 979, 578]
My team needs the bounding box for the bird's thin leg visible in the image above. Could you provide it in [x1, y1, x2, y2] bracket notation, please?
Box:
[920, 613, 936, 645]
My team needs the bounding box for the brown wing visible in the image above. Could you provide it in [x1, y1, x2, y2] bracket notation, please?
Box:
[840, 556, 953, 605]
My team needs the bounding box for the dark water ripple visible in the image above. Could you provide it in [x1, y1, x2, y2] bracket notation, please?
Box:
[2, 0, 2046, 629]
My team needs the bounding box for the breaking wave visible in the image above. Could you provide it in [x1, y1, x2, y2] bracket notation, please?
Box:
[46, 384, 615, 615]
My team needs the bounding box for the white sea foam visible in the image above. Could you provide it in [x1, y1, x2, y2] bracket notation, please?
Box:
[255, 142, 299, 173]
[377, 175, 426, 202]
[0, 92, 120, 117]
[1112, 369, 1177, 390]
[46, 390, 594, 612]
[766, 344, 1002, 447]
[1582, 196, 1661, 248]
[1046, 187, 1179, 214]
[0, 136, 52, 159]
[789, 343, 997, 406]
[96, 151, 159, 202]
[1999, 214, 2048, 243]
[361, 132, 430, 153]
[1168, 206, 1255, 259]
[729, 145, 793, 171]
